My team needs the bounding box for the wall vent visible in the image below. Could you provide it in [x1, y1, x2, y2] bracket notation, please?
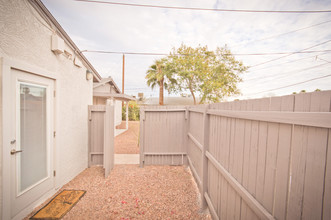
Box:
[51, 34, 64, 54]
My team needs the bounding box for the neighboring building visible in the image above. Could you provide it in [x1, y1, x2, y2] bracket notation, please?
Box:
[0, 0, 129, 219]
[138, 96, 199, 106]
[93, 77, 135, 133]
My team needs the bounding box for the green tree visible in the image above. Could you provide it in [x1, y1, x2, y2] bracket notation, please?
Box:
[122, 101, 140, 121]
[145, 58, 176, 105]
[168, 44, 248, 104]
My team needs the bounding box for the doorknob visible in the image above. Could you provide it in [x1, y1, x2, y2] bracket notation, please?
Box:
[10, 149, 23, 155]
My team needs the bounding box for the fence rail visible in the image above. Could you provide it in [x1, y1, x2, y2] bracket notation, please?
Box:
[139, 91, 331, 220]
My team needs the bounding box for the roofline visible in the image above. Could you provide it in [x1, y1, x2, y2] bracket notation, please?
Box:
[93, 92, 136, 101]
[93, 77, 121, 93]
[29, 0, 102, 82]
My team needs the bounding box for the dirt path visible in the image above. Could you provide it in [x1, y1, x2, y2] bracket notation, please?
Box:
[115, 121, 140, 154]
[26, 165, 211, 220]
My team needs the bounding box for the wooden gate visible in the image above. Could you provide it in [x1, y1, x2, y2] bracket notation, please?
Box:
[88, 105, 114, 177]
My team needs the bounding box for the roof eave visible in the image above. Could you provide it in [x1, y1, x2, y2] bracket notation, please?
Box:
[29, 0, 102, 82]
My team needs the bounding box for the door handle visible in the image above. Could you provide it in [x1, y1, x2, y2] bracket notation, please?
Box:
[10, 149, 23, 155]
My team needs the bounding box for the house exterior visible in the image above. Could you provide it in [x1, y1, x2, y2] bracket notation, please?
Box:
[93, 77, 135, 130]
[0, 0, 123, 219]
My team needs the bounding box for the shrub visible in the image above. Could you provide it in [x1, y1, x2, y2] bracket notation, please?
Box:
[122, 101, 140, 121]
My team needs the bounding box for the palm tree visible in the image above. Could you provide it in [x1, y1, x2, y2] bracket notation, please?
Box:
[146, 58, 176, 105]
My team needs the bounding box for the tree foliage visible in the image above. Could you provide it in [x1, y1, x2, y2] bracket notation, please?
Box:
[145, 58, 177, 105]
[168, 44, 248, 104]
[122, 101, 140, 121]
[145, 44, 248, 105]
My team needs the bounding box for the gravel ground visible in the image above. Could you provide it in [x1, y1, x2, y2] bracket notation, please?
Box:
[115, 121, 140, 154]
[26, 165, 211, 220]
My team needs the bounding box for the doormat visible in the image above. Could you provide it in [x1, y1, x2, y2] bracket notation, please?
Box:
[30, 190, 86, 219]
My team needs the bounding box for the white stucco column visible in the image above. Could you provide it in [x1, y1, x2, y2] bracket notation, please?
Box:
[107, 98, 114, 106]
[126, 101, 129, 129]
[107, 98, 116, 130]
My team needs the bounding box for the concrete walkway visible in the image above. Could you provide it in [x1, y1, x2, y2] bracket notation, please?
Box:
[115, 121, 140, 154]
[114, 154, 139, 164]
[115, 128, 127, 137]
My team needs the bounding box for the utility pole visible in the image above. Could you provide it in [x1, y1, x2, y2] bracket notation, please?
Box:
[122, 54, 125, 106]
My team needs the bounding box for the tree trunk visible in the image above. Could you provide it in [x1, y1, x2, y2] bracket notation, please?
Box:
[190, 89, 196, 105]
[188, 82, 196, 105]
[159, 77, 164, 105]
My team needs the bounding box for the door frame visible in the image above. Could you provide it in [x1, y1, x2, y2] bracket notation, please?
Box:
[1, 57, 57, 220]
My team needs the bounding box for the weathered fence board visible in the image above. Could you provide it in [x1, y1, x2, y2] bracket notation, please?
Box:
[88, 105, 114, 177]
[140, 90, 331, 220]
[140, 106, 187, 166]
[323, 129, 331, 220]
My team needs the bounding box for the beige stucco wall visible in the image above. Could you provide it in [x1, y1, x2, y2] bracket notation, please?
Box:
[93, 97, 123, 126]
[93, 97, 107, 105]
[0, 0, 93, 217]
[115, 100, 123, 126]
[94, 83, 111, 93]
[93, 83, 123, 126]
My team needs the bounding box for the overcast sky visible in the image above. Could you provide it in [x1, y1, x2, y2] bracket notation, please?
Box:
[42, 0, 331, 100]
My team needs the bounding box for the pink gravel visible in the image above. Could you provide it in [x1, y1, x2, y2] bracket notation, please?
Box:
[115, 121, 140, 154]
[26, 165, 211, 219]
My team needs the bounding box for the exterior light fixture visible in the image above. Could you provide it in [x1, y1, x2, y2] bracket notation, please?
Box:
[86, 70, 93, 81]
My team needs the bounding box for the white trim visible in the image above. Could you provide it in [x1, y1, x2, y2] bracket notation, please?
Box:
[11, 188, 56, 220]
[4, 57, 57, 80]
[15, 81, 50, 197]
[1, 57, 57, 220]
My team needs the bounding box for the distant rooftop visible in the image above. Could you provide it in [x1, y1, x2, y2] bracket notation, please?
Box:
[138, 96, 200, 106]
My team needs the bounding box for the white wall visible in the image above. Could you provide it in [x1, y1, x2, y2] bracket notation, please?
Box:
[0, 0, 93, 217]
[115, 100, 123, 126]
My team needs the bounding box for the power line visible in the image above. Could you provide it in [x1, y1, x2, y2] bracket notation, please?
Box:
[245, 62, 330, 82]
[82, 50, 168, 56]
[81, 49, 331, 56]
[74, 0, 331, 13]
[234, 50, 331, 56]
[250, 39, 331, 68]
[246, 74, 331, 96]
[248, 53, 329, 72]
[318, 57, 331, 63]
[231, 19, 331, 48]
[125, 87, 151, 90]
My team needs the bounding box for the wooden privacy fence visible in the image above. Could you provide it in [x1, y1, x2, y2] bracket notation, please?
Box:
[139, 105, 188, 166]
[88, 105, 114, 177]
[139, 91, 331, 220]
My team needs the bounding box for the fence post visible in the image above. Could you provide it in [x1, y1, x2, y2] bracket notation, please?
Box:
[184, 106, 189, 165]
[139, 107, 145, 167]
[201, 104, 210, 210]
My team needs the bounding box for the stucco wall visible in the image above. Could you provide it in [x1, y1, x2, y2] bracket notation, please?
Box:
[93, 97, 107, 105]
[115, 100, 123, 126]
[93, 83, 123, 126]
[94, 83, 111, 93]
[0, 0, 93, 217]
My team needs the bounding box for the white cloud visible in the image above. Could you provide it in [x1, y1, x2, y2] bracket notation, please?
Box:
[42, 0, 331, 98]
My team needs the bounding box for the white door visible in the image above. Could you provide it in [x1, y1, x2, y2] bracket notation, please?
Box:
[10, 69, 54, 218]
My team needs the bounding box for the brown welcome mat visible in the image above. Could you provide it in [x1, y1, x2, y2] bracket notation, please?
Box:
[30, 190, 86, 219]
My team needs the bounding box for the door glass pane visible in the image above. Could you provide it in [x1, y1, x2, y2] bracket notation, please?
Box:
[18, 83, 48, 193]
